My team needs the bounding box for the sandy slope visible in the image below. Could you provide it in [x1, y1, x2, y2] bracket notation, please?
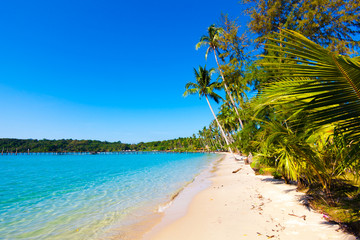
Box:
[145, 153, 356, 240]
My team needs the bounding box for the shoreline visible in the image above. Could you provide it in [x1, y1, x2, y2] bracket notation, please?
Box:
[105, 152, 224, 240]
[142, 153, 225, 240]
[143, 153, 356, 240]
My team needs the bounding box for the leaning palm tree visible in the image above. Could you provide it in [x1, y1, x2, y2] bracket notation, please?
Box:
[196, 24, 244, 129]
[184, 65, 233, 154]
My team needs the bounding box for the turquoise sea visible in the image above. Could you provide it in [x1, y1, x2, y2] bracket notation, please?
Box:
[0, 152, 219, 239]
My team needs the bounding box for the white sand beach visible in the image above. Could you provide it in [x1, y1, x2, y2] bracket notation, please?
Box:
[144, 153, 356, 240]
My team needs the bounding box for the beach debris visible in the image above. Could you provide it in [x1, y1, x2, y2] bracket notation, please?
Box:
[232, 167, 242, 173]
[266, 235, 275, 238]
[257, 232, 262, 236]
[275, 223, 285, 231]
[322, 214, 329, 220]
[288, 212, 306, 220]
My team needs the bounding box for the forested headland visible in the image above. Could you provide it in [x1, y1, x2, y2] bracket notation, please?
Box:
[0, 137, 204, 153]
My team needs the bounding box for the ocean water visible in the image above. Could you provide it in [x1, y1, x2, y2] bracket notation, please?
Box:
[0, 152, 219, 239]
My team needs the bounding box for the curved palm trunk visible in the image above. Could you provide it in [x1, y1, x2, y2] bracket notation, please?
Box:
[213, 49, 244, 130]
[205, 96, 233, 154]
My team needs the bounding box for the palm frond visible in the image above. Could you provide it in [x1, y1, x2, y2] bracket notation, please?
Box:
[193, 67, 200, 80]
[183, 88, 200, 98]
[184, 82, 199, 90]
[205, 47, 211, 61]
[195, 40, 209, 50]
[208, 67, 216, 77]
[209, 81, 222, 91]
[262, 29, 360, 143]
[207, 91, 222, 104]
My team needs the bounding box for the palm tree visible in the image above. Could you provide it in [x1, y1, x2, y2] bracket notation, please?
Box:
[184, 65, 233, 154]
[196, 24, 244, 129]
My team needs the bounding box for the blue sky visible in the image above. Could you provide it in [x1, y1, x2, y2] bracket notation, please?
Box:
[0, 0, 249, 143]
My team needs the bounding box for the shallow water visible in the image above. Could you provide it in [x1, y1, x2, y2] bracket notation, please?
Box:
[0, 152, 218, 239]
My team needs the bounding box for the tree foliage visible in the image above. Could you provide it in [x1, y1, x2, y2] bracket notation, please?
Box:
[242, 0, 360, 54]
[0, 137, 205, 153]
[262, 29, 360, 143]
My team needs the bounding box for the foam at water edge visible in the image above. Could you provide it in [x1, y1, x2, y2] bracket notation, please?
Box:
[158, 201, 173, 213]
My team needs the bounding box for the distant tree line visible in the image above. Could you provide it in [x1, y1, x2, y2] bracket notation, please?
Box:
[0, 137, 208, 153]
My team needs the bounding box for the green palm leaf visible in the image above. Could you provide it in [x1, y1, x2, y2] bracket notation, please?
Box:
[261, 29, 360, 143]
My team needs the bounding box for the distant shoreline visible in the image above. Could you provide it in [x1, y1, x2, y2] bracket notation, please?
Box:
[0, 150, 224, 155]
[0, 137, 214, 153]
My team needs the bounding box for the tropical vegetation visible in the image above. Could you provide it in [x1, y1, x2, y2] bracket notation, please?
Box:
[181, 0, 360, 234]
[0, 137, 204, 153]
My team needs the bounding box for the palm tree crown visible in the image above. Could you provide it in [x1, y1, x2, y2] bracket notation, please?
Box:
[195, 24, 222, 60]
[183, 66, 222, 102]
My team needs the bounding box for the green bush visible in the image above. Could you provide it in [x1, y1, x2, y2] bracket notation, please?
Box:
[272, 170, 282, 179]
[250, 160, 260, 170]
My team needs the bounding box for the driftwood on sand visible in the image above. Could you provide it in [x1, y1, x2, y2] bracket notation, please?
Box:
[232, 168, 242, 173]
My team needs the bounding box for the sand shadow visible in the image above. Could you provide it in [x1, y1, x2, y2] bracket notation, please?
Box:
[297, 195, 312, 211]
[260, 177, 285, 184]
[283, 188, 296, 193]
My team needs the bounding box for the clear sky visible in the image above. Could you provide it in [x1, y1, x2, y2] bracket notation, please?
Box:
[0, 0, 249, 143]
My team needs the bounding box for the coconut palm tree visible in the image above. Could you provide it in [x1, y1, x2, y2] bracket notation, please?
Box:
[184, 65, 233, 153]
[196, 24, 244, 129]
